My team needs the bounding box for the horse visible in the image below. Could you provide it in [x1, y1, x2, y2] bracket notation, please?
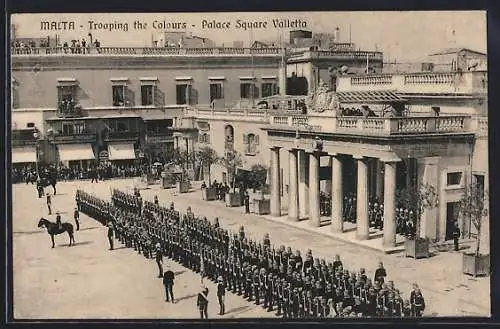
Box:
[37, 217, 75, 248]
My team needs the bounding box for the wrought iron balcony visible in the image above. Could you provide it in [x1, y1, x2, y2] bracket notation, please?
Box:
[12, 139, 37, 147]
[52, 132, 97, 143]
[104, 130, 140, 141]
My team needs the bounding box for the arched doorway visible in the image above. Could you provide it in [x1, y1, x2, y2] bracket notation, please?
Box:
[224, 125, 234, 151]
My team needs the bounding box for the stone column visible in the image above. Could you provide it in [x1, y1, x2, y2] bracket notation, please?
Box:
[270, 147, 282, 217]
[298, 150, 309, 219]
[383, 160, 397, 247]
[355, 155, 369, 240]
[309, 152, 321, 227]
[288, 149, 299, 221]
[331, 154, 343, 233]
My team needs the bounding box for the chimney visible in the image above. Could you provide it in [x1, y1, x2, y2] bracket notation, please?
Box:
[334, 27, 340, 43]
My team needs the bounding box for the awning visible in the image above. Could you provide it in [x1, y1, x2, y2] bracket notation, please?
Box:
[12, 146, 37, 164]
[108, 143, 136, 160]
[58, 144, 95, 161]
[336, 90, 406, 104]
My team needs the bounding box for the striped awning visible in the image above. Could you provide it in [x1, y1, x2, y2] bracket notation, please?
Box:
[12, 146, 37, 164]
[58, 144, 95, 161]
[336, 90, 406, 104]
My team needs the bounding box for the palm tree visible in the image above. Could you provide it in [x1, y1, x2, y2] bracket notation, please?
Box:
[458, 182, 488, 257]
[196, 146, 220, 185]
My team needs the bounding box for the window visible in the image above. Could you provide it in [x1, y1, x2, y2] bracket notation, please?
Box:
[447, 172, 462, 186]
[262, 82, 278, 97]
[198, 133, 210, 144]
[240, 83, 256, 99]
[112, 85, 127, 106]
[176, 84, 190, 105]
[141, 85, 155, 106]
[209, 83, 223, 103]
[26, 122, 35, 128]
[57, 85, 78, 116]
[243, 133, 259, 155]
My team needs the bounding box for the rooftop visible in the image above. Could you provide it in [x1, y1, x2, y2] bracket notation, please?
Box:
[428, 47, 487, 56]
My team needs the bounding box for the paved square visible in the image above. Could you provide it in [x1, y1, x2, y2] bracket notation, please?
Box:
[12, 179, 490, 318]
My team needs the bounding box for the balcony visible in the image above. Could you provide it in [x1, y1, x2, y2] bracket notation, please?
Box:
[11, 46, 283, 57]
[271, 114, 472, 136]
[52, 132, 97, 144]
[145, 130, 174, 144]
[104, 131, 140, 142]
[287, 49, 384, 63]
[12, 139, 37, 147]
[337, 71, 488, 95]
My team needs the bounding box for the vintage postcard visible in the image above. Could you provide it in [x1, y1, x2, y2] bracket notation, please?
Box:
[9, 11, 489, 319]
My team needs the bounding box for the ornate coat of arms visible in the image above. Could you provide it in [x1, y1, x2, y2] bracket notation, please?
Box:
[306, 79, 338, 113]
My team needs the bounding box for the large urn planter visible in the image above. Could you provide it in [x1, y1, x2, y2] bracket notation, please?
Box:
[176, 181, 190, 193]
[253, 199, 270, 215]
[162, 176, 174, 189]
[146, 174, 157, 185]
[404, 237, 430, 259]
[202, 187, 217, 201]
[225, 192, 241, 207]
[462, 253, 490, 277]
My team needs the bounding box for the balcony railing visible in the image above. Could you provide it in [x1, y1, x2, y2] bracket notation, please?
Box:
[105, 131, 140, 141]
[351, 75, 393, 85]
[53, 132, 97, 143]
[146, 130, 173, 137]
[11, 46, 282, 57]
[272, 115, 471, 136]
[404, 73, 455, 85]
[12, 139, 37, 147]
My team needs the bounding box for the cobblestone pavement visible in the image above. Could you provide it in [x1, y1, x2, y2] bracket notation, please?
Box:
[12, 179, 490, 319]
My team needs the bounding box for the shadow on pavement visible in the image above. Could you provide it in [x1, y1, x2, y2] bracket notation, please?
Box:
[113, 246, 128, 250]
[174, 293, 197, 303]
[78, 227, 101, 232]
[225, 305, 250, 315]
[57, 241, 93, 247]
[13, 229, 45, 235]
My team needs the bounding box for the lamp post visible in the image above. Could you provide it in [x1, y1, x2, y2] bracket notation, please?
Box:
[33, 129, 40, 178]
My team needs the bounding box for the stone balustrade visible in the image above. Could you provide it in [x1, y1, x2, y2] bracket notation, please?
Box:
[478, 117, 488, 131]
[11, 46, 282, 57]
[351, 75, 393, 85]
[403, 73, 455, 85]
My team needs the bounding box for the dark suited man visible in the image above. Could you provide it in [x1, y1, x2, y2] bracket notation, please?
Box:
[452, 222, 461, 251]
[155, 243, 163, 278]
[107, 220, 114, 250]
[163, 268, 175, 303]
[217, 276, 226, 315]
[74, 207, 80, 231]
[244, 192, 250, 214]
[197, 286, 209, 319]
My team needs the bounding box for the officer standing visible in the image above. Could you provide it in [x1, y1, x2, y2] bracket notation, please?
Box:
[452, 222, 461, 252]
[107, 220, 114, 250]
[74, 207, 80, 231]
[374, 262, 387, 285]
[163, 267, 175, 303]
[244, 191, 250, 214]
[197, 286, 209, 319]
[217, 276, 226, 315]
[155, 242, 164, 278]
[55, 211, 62, 230]
[46, 194, 52, 215]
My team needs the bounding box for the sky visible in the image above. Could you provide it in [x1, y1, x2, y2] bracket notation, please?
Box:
[11, 11, 487, 61]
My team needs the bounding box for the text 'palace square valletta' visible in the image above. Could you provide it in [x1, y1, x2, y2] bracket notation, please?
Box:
[9, 11, 490, 320]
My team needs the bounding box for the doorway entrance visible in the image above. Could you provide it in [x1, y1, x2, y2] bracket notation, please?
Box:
[445, 202, 460, 240]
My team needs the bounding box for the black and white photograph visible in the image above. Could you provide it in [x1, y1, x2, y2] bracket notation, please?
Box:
[9, 11, 490, 319]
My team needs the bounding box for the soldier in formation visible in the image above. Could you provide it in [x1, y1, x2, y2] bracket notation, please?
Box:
[76, 188, 425, 318]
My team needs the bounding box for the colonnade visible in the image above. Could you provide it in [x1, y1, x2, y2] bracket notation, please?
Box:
[270, 147, 399, 247]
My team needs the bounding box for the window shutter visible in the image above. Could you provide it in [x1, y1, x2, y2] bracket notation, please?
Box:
[243, 133, 249, 144]
[198, 134, 203, 143]
[255, 135, 259, 145]
[206, 134, 211, 144]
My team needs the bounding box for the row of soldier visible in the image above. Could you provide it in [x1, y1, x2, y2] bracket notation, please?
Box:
[77, 188, 426, 318]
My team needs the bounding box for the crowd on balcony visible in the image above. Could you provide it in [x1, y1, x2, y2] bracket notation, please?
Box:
[58, 98, 82, 116]
[11, 36, 101, 54]
[339, 106, 377, 117]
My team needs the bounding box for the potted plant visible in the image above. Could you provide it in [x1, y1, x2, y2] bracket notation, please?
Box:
[220, 150, 243, 207]
[459, 182, 489, 277]
[403, 183, 438, 259]
[176, 172, 191, 193]
[247, 164, 270, 214]
[196, 146, 219, 201]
